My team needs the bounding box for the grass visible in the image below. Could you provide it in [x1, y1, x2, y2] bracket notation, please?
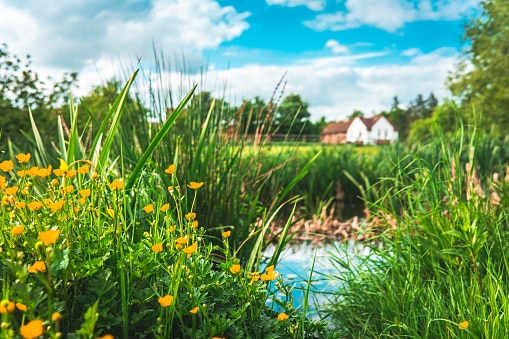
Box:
[0, 70, 330, 338]
[323, 124, 509, 337]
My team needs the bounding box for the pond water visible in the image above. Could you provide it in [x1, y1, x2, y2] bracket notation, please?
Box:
[263, 240, 372, 317]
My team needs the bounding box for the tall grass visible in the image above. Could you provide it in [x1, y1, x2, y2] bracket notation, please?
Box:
[324, 124, 509, 337]
[0, 69, 330, 338]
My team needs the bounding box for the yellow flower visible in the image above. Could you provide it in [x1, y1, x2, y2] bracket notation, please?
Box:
[107, 208, 115, 218]
[58, 158, 69, 172]
[260, 265, 277, 281]
[185, 212, 196, 220]
[62, 185, 74, 194]
[5, 186, 18, 195]
[187, 181, 204, 190]
[65, 169, 77, 178]
[16, 153, 31, 163]
[108, 178, 124, 190]
[160, 203, 170, 212]
[52, 311, 62, 322]
[80, 189, 91, 198]
[278, 312, 289, 321]
[15, 201, 26, 209]
[50, 178, 59, 186]
[249, 271, 260, 283]
[39, 229, 60, 245]
[189, 306, 199, 314]
[96, 335, 115, 339]
[192, 221, 198, 229]
[152, 243, 163, 253]
[459, 320, 469, 330]
[48, 200, 65, 212]
[16, 302, 28, 311]
[222, 231, 231, 238]
[17, 170, 27, 177]
[0, 175, 5, 189]
[164, 164, 176, 175]
[37, 165, 52, 177]
[168, 225, 176, 232]
[11, 225, 24, 236]
[27, 166, 39, 177]
[20, 319, 44, 339]
[211, 337, 226, 339]
[27, 201, 44, 211]
[158, 295, 174, 307]
[0, 160, 14, 172]
[230, 264, 241, 274]
[28, 261, 46, 273]
[0, 299, 15, 313]
[183, 243, 197, 258]
[176, 236, 188, 244]
[78, 197, 86, 205]
[143, 204, 154, 213]
[78, 164, 90, 174]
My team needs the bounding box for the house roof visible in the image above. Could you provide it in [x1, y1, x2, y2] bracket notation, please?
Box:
[322, 115, 398, 135]
[321, 120, 352, 135]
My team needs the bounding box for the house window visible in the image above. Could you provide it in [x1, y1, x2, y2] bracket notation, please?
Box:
[384, 130, 387, 138]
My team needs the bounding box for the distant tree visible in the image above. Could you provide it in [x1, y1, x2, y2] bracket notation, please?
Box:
[274, 94, 312, 134]
[0, 44, 78, 150]
[348, 109, 364, 119]
[407, 100, 460, 143]
[448, 0, 509, 135]
[236, 96, 271, 135]
[310, 116, 328, 135]
[386, 96, 409, 141]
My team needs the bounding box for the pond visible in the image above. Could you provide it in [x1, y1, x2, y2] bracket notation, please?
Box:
[263, 240, 373, 317]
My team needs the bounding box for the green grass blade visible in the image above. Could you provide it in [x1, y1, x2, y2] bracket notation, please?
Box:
[89, 69, 139, 169]
[125, 84, 197, 191]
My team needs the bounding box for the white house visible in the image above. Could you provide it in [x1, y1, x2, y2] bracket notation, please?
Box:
[321, 115, 398, 145]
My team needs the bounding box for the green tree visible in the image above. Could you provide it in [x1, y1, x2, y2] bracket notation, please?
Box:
[0, 44, 78, 150]
[236, 96, 272, 135]
[274, 94, 312, 134]
[348, 109, 364, 119]
[448, 0, 509, 135]
[386, 96, 409, 141]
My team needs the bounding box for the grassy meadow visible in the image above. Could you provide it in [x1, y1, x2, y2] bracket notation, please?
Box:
[2, 68, 509, 338]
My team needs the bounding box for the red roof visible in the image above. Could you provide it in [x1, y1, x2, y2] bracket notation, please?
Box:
[321, 120, 352, 135]
[322, 115, 398, 135]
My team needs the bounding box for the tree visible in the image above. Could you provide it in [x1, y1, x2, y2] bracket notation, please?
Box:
[0, 44, 78, 150]
[448, 0, 509, 135]
[348, 109, 364, 119]
[274, 94, 312, 134]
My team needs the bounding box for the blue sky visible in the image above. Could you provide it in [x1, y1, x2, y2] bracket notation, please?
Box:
[0, 0, 480, 121]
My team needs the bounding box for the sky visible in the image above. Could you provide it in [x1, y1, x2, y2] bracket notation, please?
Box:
[0, 0, 480, 122]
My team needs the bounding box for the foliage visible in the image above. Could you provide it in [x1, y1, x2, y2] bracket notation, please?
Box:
[324, 126, 509, 337]
[0, 43, 78, 150]
[448, 0, 509, 136]
[274, 94, 313, 135]
[0, 76, 329, 338]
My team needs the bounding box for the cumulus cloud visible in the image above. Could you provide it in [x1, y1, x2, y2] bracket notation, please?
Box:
[304, 0, 479, 32]
[203, 48, 456, 121]
[0, 0, 250, 70]
[325, 39, 349, 54]
[266, 0, 326, 11]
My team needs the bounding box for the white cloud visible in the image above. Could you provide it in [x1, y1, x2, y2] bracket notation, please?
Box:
[202, 48, 457, 121]
[0, 0, 250, 70]
[266, 0, 326, 11]
[304, 0, 479, 32]
[325, 39, 349, 54]
[402, 48, 421, 57]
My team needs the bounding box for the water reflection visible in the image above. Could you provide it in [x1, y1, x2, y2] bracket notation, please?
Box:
[263, 240, 372, 317]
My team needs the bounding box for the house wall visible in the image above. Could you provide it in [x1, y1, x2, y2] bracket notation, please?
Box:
[346, 117, 368, 143]
[369, 117, 398, 144]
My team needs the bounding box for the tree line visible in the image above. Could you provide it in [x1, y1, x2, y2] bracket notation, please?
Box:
[1, 0, 508, 148]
